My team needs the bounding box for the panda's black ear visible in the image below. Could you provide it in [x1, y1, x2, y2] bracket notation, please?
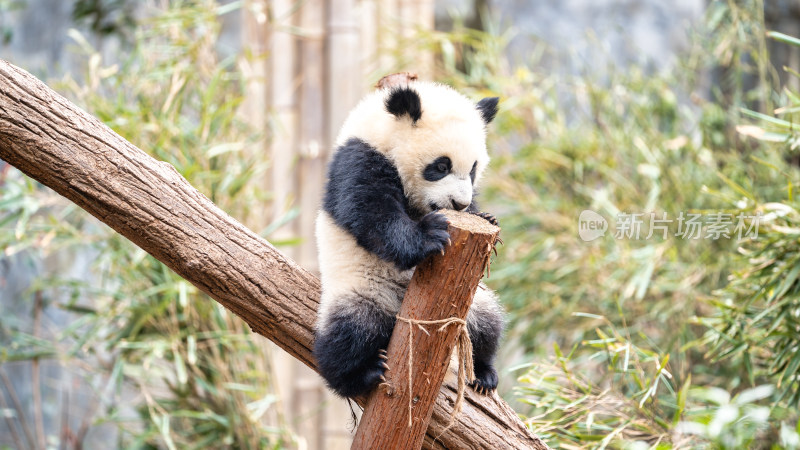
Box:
[385, 87, 422, 123]
[476, 97, 499, 124]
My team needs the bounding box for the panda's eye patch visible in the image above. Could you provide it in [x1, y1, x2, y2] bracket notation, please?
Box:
[423, 156, 452, 182]
[470, 161, 477, 183]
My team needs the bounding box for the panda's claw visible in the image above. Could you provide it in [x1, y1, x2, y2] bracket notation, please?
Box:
[379, 382, 394, 396]
[472, 211, 499, 226]
[468, 363, 498, 395]
[380, 362, 390, 370]
[472, 384, 487, 396]
[378, 353, 388, 361]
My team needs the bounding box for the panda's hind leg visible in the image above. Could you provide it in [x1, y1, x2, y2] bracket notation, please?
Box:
[314, 293, 395, 398]
[466, 285, 505, 394]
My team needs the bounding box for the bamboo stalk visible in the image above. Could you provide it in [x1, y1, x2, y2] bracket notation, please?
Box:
[0, 385, 25, 450]
[415, 0, 435, 78]
[379, 0, 401, 73]
[327, 0, 362, 140]
[240, 0, 270, 229]
[0, 368, 36, 448]
[297, 0, 326, 272]
[32, 290, 46, 450]
[358, 0, 379, 84]
[295, 2, 328, 447]
[268, 0, 300, 260]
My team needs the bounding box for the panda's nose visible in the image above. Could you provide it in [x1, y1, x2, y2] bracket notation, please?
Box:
[451, 199, 469, 211]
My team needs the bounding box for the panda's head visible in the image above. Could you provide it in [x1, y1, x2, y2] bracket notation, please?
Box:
[336, 81, 499, 216]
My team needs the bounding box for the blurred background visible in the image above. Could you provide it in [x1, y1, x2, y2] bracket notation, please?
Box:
[2, 0, 800, 448]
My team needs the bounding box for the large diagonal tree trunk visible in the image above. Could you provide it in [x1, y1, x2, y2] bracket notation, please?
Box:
[0, 60, 548, 450]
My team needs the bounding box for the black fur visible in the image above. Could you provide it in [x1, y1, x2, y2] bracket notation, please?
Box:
[313, 293, 395, 397]
[471, 363, 499, 392]
[385, 87, 422, 123]
[323, 138, 450, 270]
[467, 306, 504, 391]
[476, 97, 499, 124]
[422, 156, 452, 182]
[469, 161, 477, 184]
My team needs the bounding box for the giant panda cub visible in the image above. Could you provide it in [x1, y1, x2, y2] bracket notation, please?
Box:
[314, 81, 505, 399]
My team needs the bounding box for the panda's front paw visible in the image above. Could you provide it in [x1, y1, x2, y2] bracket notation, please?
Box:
[472, 211, 499, 226]
[417, 211, 451, 257]
[394, 212, 450, 270]
[469, 363, 498, 395]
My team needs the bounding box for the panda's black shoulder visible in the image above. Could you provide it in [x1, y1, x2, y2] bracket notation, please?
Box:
[323, 137, 408, 221]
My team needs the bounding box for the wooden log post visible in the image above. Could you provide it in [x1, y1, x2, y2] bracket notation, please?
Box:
[0, 60, 550, 450]
[352, 210, 499, 449]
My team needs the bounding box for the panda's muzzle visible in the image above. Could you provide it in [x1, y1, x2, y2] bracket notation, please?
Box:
[451, 199, 469, 211]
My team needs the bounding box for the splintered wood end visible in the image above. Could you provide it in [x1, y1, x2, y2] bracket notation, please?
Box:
[440, 210, 500, 236]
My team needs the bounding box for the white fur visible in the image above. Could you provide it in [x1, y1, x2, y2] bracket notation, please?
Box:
[335, 81, 490, 215]
[315, 211, 413, 331]
[427, 175, 473, 211]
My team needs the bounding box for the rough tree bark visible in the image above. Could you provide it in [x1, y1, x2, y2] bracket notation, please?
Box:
[353, 211, 499, 449]
[0, 60, 548, 450]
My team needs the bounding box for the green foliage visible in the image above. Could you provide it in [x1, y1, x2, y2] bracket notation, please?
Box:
[705, 0, 773, 110]
[0, 0, 26, 44]
[72, 0, 138, 40]
[701, 29, 800, 424]
[0, 0, 137, 44]
[485, 66, 735, 351]
[516, 317, 678, 447]
[425, 2, 800, 448]
[1, 1, 291, 448]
